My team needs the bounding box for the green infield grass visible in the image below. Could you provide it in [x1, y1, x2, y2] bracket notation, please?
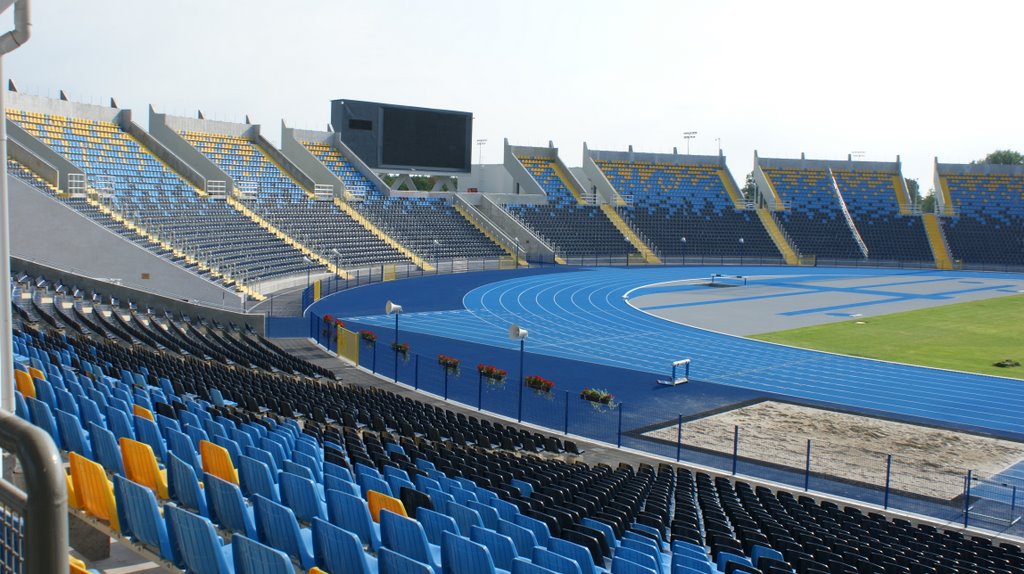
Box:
[751, 294, 1024, 379]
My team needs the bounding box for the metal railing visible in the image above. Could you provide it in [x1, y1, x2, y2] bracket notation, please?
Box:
[0, 409, 68, 573]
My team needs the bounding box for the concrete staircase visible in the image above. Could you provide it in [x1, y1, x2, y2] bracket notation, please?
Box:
[755, 207, 800, 265]
[599, 204, 661, 264]
[333, 198, 435, 272]
[922, 213, 954, 270]
[453, 203, 527, 266]
[228, 196, 349, 280]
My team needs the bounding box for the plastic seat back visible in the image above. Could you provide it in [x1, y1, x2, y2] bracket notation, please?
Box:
[88, 423, 124, 475]
[252, 494, 315, 570]
[231, 533, 294, 574]
[378, 547, 434, 574]
[417, 507, 460, 546]
[56, 409, 91, 458]
[613, 546, 659, 574]
[157, 414, 181, 440]
[26, 397, 61, 449]
[279, 471, 326, 524]
[211, 434, 242, 467]
[532, 547, 584, 574]
[311, 517, 378, 574]
[491, 497, 520, 522]
[201, 439, 239, 485]
[498, 518, 538, 558]
[132, 404, 155, 422]
[239, 455, 280, 503]
[611, 555, 657, 574]
[368, 490, 407, 522]
[380, 509, 440, 570]
[469, 500, 501, 530]
[113, 475, 174, 560]
[168, 452, 208, 517]
[514, 513, 550, 547]
[14, 369, 34, 398]
[244, 446, 280, 477]
[78, 396, 105, 431]
[582, 518, 618, 549]
[55, 388, 80, 417]
[442, 531, 498, 574]
[120, 437, 169, 499]
[290, 450, 323, 484]
[204, 472, 257, 538]
[69, 452, 118, 531]
[166, 505, 233, 574]
[14, 391, 30, 423]
[33, 379, 58, 410]
[549, 537, 599, 574]
[358, 473, 392, 499]
[106, 406, 135, 441]
[513, 557, 560, 574]
[471, 524, 518, 571]
[166, 428, 203, 475]
[326, 488, 381, 551]
[134, 415, 168, 464]
[324, 460, 352, 482]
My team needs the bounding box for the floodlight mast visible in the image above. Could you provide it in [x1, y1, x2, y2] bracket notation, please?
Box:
[0, 0, 32, 415]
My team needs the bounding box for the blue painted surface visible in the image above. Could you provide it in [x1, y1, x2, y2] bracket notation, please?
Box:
[315, 266, 1024, 439]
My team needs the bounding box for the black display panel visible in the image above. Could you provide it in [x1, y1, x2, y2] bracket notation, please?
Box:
[330, 99, 472, 173]
[380, 107, 471, 171]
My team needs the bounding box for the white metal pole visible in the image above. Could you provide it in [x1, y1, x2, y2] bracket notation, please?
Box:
[0, 55, 12, 414]
[0, 0, 31, 412]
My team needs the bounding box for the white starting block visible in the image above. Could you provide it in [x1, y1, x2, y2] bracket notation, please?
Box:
[657, 358, 691, 386]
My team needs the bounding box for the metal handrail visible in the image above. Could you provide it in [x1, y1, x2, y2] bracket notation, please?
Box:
[0, 409, 68, 573]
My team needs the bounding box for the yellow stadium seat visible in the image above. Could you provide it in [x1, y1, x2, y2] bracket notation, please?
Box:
[200, 440, 239, 485]
[14, 369, 34, 399]
[66, 471, 79, 509]
[132, 404, 155, 422]
[70, 556, 91, 574]
[28, 366, 45, 381]
[120, 437, 169, 499]
[69, 452, 118, 531]
[367, 490, 407, 523]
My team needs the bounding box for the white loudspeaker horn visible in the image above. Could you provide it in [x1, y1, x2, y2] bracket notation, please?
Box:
[508, 324, 528, 340]
[385, 300, 403, 315]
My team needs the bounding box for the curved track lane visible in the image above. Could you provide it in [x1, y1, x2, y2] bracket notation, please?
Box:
[346, 267, 1024, 435]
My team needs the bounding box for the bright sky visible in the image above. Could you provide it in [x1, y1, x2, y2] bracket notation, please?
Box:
[6, 0, 1024, 191]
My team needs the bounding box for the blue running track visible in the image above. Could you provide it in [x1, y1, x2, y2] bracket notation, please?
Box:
[328, 266, 1024, 437]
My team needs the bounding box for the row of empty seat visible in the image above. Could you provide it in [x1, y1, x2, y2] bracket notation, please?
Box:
[303, 141, 507, 262]
[940, 172, 1024, 267]
[595, 160, 779, 260]
[508, 156, 638, 258]
[10, 268, 1023, 573]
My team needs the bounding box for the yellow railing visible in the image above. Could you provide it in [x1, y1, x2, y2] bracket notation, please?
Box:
[755, 207, 800, 265]
[599, 204, 661, 264]
[922, 213, 953, 270]
[333, 198, 434, 272]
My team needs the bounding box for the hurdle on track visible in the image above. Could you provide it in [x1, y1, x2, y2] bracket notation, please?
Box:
[657, 358, 691, 386]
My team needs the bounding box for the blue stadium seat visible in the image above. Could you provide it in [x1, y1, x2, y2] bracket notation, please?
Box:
[311, 517, 378, 574]
[326, 488, 381, 551]
[231, 533, 294, 574]
[380, 509, 441, 573]
[204, 473, 257, 538]
[166, 505, 234, 574]
[113, 475, 175, 561]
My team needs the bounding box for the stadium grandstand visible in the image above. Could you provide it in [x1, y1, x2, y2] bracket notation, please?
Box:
[586, 146, 782, 263]
[3, 7, 1024, 573]
[934, 161, 1024, 269]
[6, 84, 1024, 572]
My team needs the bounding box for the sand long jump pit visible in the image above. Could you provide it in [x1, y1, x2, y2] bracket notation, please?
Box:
[642, 401, 1024, 500]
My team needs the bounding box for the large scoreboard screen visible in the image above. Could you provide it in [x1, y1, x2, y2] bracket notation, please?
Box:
[330, 99, 472, 173]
